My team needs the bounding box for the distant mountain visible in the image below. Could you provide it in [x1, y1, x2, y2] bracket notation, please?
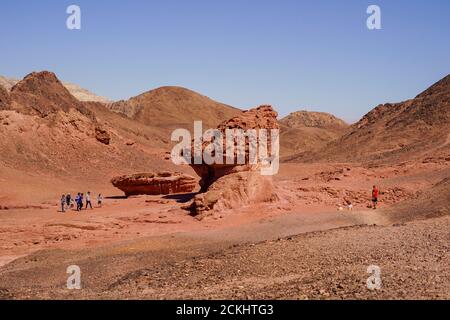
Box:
[286, 74, 450, 163]
[280, 111, 348, 129]
[0, 71, 183, 183]
[0, 75, 110, 103]
[387, 177, 450, 222]
[60, 82, 110, 103]
[279, 111, 348, 156]
[0, 76, 16, 91]
[108, 86, 241, 131]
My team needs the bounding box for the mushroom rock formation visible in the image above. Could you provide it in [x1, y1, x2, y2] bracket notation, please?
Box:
[111, 172, 197, 197]
[187, 105, 280, 218]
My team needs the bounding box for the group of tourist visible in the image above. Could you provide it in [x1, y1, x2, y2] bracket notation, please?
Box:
[59, 192, 103, 213]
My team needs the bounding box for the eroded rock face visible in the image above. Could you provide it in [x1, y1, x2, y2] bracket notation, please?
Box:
[187, 105, 279, 218]
[191, 168, 278, 216]
[10, 71, 93, 119]
[111, 172, 197, 197]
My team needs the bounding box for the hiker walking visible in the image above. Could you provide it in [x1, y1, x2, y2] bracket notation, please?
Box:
[372, 185, 379, 209]
[60, 194, 66, 213]
[75, 193, 82, 211]
[85, 191, 93, 209]
[66, 193, 71, 209]
[79, 193, 84, 211]
[97, 193, 103, 208]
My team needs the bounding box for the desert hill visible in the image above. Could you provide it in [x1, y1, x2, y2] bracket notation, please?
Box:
[0, 75, 110, 103]
[387, 177, 450, 222]
[287, 74, 450, 164]
[108, 89, 350, 158]
[279, 111, 348, 156]
[0, 72, 189, 204]
[108, 86, 241, 131]
[0, 72, 245, 182]
[280, 110, 348, 129]
[3, 73, 352, 159]
[8, 71, 93, 118]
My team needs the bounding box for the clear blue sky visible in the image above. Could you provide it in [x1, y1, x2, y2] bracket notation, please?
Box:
[1, 0, 449, 122]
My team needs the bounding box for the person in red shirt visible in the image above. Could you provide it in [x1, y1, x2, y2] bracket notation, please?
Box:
[372, 185, 379, 209]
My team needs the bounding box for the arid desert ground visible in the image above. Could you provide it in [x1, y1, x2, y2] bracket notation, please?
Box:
[0, 72, 449, 299]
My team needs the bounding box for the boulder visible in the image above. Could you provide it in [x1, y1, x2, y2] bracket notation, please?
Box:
[191, 169, 278, 216]
[95, 126, 111, 145]
[111, 172, 197, 197]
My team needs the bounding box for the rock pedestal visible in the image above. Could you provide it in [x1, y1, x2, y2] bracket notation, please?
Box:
[187, 105, 280, 219]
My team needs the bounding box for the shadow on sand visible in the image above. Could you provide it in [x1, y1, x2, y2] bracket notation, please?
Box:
[106, 195, 128, 200]
[163, 193, 198, 203]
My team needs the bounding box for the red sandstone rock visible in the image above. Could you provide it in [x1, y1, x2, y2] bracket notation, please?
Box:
[0, 85, 10, 110]
[10, 71, 93, 119]
[111, 172, 197, 197]
[187, 105, 280, 218]
[95, 126, 111, 145]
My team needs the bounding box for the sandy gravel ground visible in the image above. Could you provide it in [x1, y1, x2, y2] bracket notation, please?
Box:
[109, 216, 450, 300]
[0, 161, 448, 300]
[0, 215, 448, 300]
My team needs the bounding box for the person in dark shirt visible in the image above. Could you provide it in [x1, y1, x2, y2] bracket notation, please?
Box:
[60, 194, 66, 213]
[66, 193, 71, 209]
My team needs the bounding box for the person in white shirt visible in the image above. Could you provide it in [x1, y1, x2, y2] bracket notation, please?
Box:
[85, 191, 93, 209]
